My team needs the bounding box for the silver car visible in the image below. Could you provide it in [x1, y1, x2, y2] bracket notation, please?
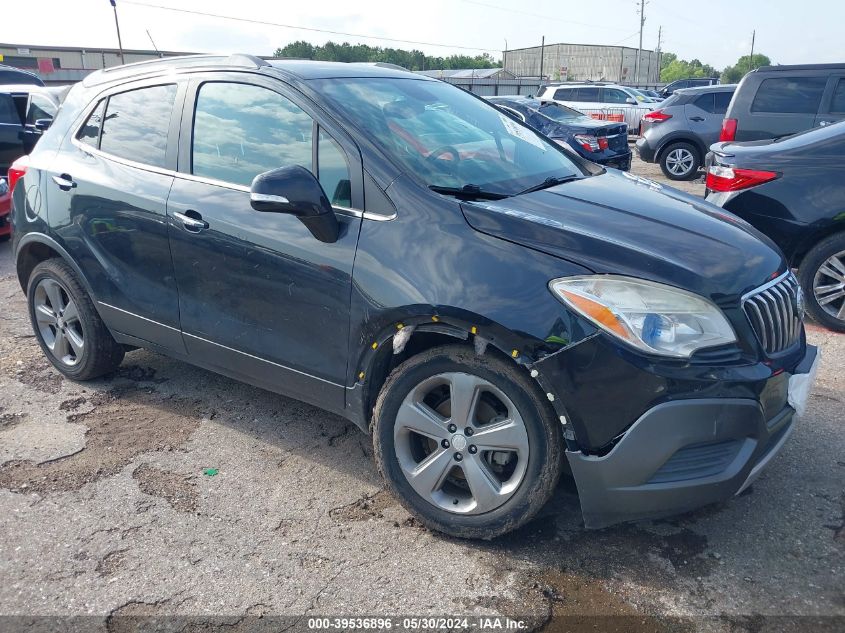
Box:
[539, 83, 654, 135]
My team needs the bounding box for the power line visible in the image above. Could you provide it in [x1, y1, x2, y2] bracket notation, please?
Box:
[121, 1, 500, 53]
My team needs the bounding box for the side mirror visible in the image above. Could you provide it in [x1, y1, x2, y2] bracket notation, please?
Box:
[625, 97, 637, 105]
[34, 118, 52, 131]
[250, 165, 339, 243]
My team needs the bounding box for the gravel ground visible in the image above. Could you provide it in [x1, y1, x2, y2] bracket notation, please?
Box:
[0, 157, 842, 631]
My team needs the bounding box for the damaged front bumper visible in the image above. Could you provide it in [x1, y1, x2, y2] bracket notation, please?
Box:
[533, 335, 818, 529]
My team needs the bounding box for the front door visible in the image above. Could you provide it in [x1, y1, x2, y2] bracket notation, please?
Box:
[167, 75, 362, 412]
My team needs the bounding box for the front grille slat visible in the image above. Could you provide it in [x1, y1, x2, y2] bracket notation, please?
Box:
[742, 273, 803, 355]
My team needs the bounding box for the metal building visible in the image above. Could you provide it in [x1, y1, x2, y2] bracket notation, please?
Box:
[503, 42, 660, 85]
[0, 43, 191, 84]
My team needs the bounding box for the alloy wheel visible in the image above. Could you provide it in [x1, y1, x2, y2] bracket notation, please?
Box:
[33, 278, 84, 366]
[813, 249, 845, 321]
[665, 148, 695, 176]
[393, 372, 529, 515]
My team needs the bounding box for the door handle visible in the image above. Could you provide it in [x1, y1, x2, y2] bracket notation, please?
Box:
[52, 174, 77, 191]
[173, 210, 209, 233]
[689, 116, 705, 122]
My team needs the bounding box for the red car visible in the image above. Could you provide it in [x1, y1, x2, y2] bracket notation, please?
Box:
[0, 177, 10, 242]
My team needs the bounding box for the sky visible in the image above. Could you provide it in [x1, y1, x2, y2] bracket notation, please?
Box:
[3, 0, 843, 71]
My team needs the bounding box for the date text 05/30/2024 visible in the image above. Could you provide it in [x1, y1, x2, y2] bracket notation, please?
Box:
[307, 617, 528, 630]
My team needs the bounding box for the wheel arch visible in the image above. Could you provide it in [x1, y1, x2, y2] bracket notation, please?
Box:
[655, 135, 707, 163]
[790, 223, 845, 269]
[15, 233, 97, 301]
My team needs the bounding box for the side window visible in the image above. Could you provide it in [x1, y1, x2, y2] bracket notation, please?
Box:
[76, 99, 106, 147]
[553, 88, 573, 101]
[192, 82, 313, 187]
[0, 94, 18, 125]
[751, 77, 828, 114]
[26, 94, 56, 125]
[318, 130, 351, 208]
[714, 91, 733, 114]
[576, 87, 600, 102]
[99, 84, 177, 168]
[693, 93, 716, 113]
[603, 89, 629, 104]
[829, 79, 845, 114]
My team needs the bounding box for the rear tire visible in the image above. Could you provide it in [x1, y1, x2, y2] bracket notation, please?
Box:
[799, 233, 845, 332]
[372, 345, 563, 539]
[659, 141, 700, 180]
[27, 259, 125, 380]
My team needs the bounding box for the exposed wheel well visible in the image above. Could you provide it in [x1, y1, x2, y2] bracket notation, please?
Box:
[656, 138, 705, 163]
[363, 328, 517, 430]
[16, 241, 62, 292]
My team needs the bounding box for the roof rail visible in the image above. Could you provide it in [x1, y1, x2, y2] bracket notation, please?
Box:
[83, 53, 270, 87]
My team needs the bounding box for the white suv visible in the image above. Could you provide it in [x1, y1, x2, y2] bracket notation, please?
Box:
[539, 83, 654, 134]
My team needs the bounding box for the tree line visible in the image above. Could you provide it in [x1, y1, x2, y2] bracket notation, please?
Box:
[660, 52, 773, 83]
[274, 41, 500, 71]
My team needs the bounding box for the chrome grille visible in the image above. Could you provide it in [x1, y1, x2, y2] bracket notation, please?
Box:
[742, 273, 803, 355]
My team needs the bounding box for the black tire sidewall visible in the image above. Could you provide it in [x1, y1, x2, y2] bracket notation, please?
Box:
[373, 346, 562, 539]
[799, 233, 845, 332]
[660, 142, 700, 180]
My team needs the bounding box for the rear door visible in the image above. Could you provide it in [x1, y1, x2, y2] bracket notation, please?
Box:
[816, 75, 845, 128]
[0, 92, 24, 175]
[740, 74, 828, 140]
[686, 91, 731, 147]
[45, 80, 186, 351]
[167, 73, 363, 412]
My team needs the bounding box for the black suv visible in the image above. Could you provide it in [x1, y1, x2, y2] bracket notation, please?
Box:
[10, 55, 817, 538]
[659, 77, 719, 98]
[720, 63, 845, 142]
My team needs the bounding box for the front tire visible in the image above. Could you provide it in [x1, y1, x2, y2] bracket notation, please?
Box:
[27, 259, 125, 380]
[800, 233, 845, 332]
[372, 345, 563, 539]
[659, 141, 700, 180]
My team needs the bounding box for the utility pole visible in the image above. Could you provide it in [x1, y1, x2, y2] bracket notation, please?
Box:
[635, 0, 646, 85]
[655, 25, 662, 84]
[146, 29, 161, 57]
[749, 29, 756, 70]
[503, 39, 508, 73]
[109, 0, 125, 65]
[538, 35, 545, 82]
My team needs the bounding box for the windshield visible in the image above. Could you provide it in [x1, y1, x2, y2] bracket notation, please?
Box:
[314, 77, 583, 195]
[537, 101, 584, 121]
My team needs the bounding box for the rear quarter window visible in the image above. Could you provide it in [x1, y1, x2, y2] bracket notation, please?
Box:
[750, 76, 828, 114]
[0, 94, 20, 125]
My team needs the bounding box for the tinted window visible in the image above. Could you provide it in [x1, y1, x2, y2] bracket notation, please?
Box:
[77, 100, 105, 147]
[100, 84, 176, 168]
[0, 94, 18, 125]
[192, 82, 313, 187]
[603, 89, 629, 104]
[751, 77, 827, 114]
[318, 130, 351, 207]
[26, 94, 56, 125]
[576, 87, 600, 102]
[693, 93, 715, 112]
[829, 79, 845, 114]
[553, 88, 574, 100]
[714, 91, 733, 114]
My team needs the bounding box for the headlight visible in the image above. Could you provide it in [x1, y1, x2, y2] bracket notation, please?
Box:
[549, 275, 736, 358]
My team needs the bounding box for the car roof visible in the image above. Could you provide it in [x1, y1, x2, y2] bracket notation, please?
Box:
[82, 53, 426, 87]
[674, 84, 736, 95]
[753, 63, 845, 73]
[0, 84, 56, 97]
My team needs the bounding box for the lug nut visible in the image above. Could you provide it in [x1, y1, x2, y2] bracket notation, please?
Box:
[454, 452, 463, 461]
[468, 445, 477, 454]
[464, 427, 474, 436]
[441, 439, 450, 449]
[447, 423, 457, 433]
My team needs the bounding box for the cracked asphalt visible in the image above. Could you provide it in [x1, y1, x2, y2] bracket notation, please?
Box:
[0, 156, 843, 631]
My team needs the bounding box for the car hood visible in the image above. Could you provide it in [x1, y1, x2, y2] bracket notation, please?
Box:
[461, 170, 785, 300]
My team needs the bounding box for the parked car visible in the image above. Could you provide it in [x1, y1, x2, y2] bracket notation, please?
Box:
[706, 122, 845, 331]
[11, 54, 817, 538]
[639, 89, 664, 101]
[487, 96, 631, 170]
[660, 77, 719, 98]
[538, 83, 653, 134]
[630, 88, 661, 104]
[0, 178, 9, 242]
[0, 64, 44, 87]
[636, 84, 736, 180]
[0, 84, 61, 176]
[719, 63, 845, 142]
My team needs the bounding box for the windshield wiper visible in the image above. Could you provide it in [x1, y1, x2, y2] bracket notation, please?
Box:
[429, 184, 510, 200]
[515, 175, 580, 196]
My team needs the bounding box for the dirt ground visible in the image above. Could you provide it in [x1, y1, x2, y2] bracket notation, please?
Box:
[0, 156, 842, 631]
